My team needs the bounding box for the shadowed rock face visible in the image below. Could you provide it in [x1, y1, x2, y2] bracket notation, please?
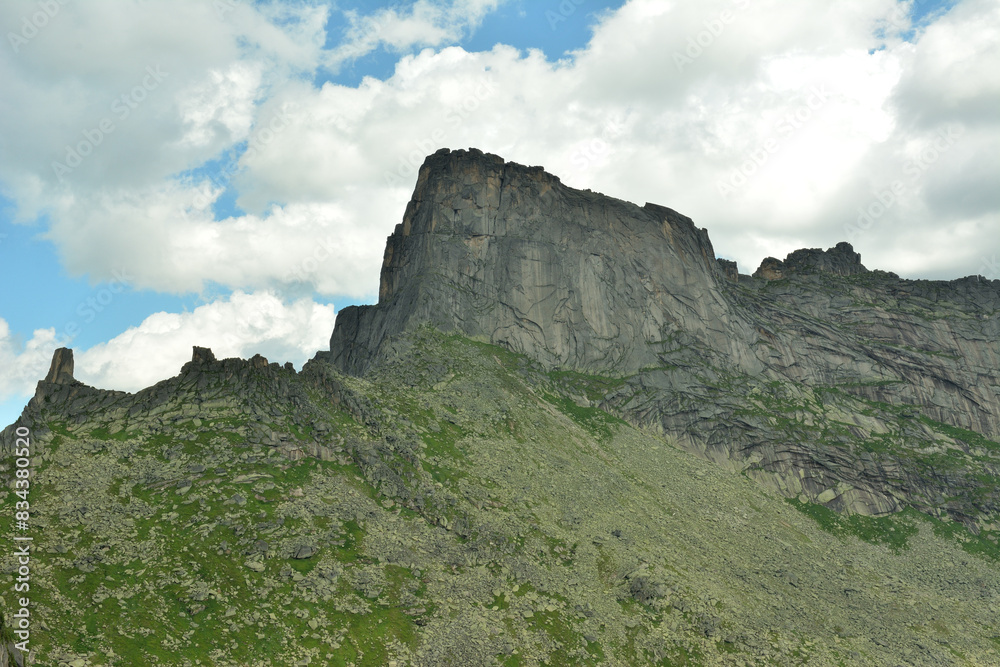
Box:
[191, 346, 217, 365]
[329, 148, 1000, 526]
[331, 147, 761, 378]
[44, 347, 75, 384]
[752, 241, 868, 280]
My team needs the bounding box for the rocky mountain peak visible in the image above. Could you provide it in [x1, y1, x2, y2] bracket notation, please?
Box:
[753, 241, 868, 280]
[331, 147, 736, 377]
[44, 346, 75, 384]
[191, 345, 217, 364]
[323, 148, 1000, 525]
[3, 149, 1000, 667]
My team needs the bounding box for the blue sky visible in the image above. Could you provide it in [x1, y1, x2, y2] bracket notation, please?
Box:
[1, 0, 997, 429]
[1, 0, 622, 346]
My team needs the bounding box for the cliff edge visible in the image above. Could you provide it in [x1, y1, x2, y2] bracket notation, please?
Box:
[330, 147, 756, 377]
[326, 148, 1000, 526]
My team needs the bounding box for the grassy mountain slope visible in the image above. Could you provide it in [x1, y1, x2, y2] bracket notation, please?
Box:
[3, 329, 1000, 666]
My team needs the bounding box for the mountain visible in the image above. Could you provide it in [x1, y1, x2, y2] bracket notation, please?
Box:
[330, 147, 1000, 530]
[2, 148, 999, 666]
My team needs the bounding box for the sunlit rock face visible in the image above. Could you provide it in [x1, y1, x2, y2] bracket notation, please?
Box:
[328, 148, 1000, 524]
[331, 147, 757, 377]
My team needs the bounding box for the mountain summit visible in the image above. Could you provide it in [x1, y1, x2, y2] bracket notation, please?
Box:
[327, 147, 1000, 527]
[329, 147, 737, 377]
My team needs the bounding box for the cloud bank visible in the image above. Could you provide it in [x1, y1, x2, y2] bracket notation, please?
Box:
[0, 292, 336, 400]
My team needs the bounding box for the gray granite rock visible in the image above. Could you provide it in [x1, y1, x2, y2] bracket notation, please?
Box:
[323, 148, 1000, 526]
[330, 148, 751, 378]
[753, 241, 868, 279]
[44, 347, 76, 384]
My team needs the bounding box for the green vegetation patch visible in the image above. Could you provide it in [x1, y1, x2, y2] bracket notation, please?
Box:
[543, 391, 627, 441]
[786, 498, 918, 553]
[548, 369, 627, 402]
[909, 511, 1000, 562]
[89, 426, 138, 441]
[919, 415, 1000, 454]
[528, 608, 603, 666]
[654, 642, 706, 666]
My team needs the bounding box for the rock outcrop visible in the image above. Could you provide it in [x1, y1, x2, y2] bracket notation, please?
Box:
[330, 147, 759, 378]
[752, 241, 869, 279]
[327, 148, 1000, 527]
[44, 347, 76, 384]
[191, 345, 217, 364]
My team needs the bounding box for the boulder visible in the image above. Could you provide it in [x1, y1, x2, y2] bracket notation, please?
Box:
[292, 544, 317, 559]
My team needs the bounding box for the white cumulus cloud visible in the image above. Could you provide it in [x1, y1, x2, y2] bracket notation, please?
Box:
[0, 293, 336, 400]
[325, 0, 506, 69]
[0, 319, 59, 401]
[2, 0, 998, 297]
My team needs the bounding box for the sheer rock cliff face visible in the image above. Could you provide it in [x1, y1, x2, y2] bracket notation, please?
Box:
[331, 147, 761, 378]
[330, 148, 1000, 527]
[44, 347, 76, 384]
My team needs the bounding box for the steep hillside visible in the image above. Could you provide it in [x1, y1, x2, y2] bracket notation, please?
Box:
[3, 332, 1000, 666]
[329, 148, 1000, 530]
[2, 148, 1000, 666]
